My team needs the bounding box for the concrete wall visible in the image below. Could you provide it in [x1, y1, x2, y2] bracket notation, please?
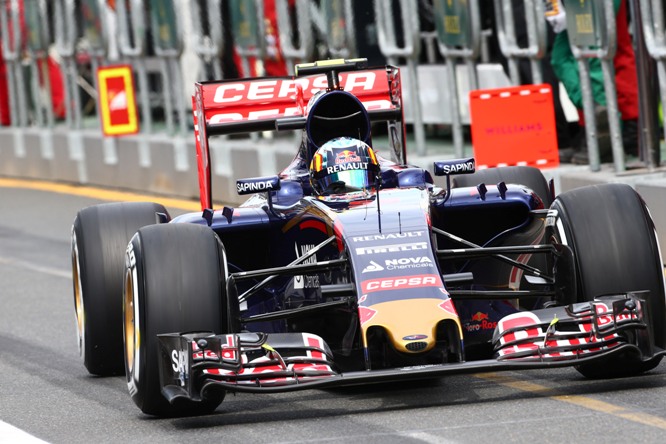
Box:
[0, 127, 295, 206]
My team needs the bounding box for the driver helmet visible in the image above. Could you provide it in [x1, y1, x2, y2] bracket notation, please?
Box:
[309, 137, 380, 195]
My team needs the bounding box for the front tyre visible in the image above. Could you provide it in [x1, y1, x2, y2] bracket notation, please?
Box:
[551, 183, 666, 378]
[72, 202, 169, 376]
[124, 223, 231, 416]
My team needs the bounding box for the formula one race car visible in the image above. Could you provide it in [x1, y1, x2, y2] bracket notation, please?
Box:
[71, 58, 666, 417]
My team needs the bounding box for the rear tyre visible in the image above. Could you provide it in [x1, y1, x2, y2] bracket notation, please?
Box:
[72, 202, 169, 376]
[452, 166, 552, 207]
[551, 184, 666, 378]
[124, 223, 231, 416]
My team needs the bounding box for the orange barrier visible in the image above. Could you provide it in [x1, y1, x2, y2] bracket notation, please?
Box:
[469, 84, 559, 170]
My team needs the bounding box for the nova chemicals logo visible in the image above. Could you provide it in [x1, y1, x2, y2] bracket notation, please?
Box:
[361, 257, 433, 273]
[385, 256, 432, 270]
[362, 261, 384, 273]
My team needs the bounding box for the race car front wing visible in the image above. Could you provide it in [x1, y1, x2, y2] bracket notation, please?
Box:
[493, 293, 656, 361]
[157, 293, 665, 404]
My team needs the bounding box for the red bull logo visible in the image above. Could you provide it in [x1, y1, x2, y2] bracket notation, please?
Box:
[465, 311, 497, 332]
[335, 149, 362, 164]
[471, 312, 489, 322]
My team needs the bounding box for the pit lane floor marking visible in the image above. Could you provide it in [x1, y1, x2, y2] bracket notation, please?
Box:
[0, 256, 69, 279]
[0, 177, 201, 211]
[475, 372, 666, 430]
[0, 420, 49, 443]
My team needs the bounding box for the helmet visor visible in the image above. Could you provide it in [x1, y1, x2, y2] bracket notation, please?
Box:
[318, 169, 371, 194]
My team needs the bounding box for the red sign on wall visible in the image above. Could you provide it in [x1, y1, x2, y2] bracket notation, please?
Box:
[97, 65, 139, 136]
[469, 84, 559, 170]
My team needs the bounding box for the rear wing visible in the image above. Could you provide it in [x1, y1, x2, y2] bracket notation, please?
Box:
[192, 60, 407, 210]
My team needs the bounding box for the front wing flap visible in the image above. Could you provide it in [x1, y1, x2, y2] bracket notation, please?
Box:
[493, 293, 655, 361]
[157, 294, 664, 404]
[158, 332, 339, 403]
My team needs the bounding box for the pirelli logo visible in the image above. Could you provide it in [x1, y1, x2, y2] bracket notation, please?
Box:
[355, 242, 427, 255]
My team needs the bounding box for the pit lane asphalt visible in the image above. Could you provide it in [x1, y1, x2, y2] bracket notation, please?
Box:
[2, 180, 666, 444]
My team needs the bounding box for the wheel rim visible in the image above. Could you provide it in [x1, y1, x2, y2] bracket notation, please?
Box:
[124, 269, 136, 374]
[71, 231, 85, 358]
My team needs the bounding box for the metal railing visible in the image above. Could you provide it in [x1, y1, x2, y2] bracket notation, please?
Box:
[275, 0, 314, 74]
[322, 0, 357, 59]
[0, 0, 662, 173]
[493, 0, 547, 85]
[150, 0, 187, 135]
[191, 0, 225, 80]
[638, 0, 666, 169]
[24, 0, 54, 129]
[115, 0, 152, 136]
[55, 0, 86, 130]
[80, 0, 109, 127]
[1, 0, 27, 127]
[432, 0, 481, 158]
[229, 0, 265, 76]
[373, 0, 426, 156]
[566, 0, 624, 172]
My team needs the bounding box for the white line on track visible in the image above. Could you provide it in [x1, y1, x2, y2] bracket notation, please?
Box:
[0, 256, 70, 279]
[400, 431, 459, 443]
[0, 420, 49, 443]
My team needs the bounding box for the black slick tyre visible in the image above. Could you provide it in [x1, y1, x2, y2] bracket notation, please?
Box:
[551, 183, 666, 378]
[453, 166, 553, 207]
[72, 202, 169, 376]
[124, 223, 232, 416]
